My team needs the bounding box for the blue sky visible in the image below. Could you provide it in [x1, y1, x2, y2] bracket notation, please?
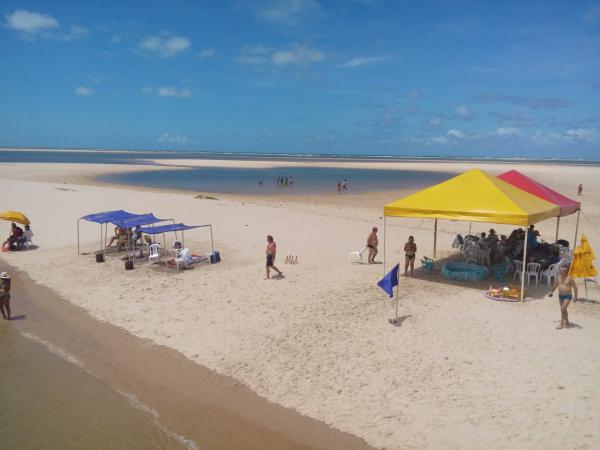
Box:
[1, 0, 599, 158]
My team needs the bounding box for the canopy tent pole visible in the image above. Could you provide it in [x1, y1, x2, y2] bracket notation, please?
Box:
[555, 216, 560, 243]
[163, 232, 167, 272]
[573, 209, 581, 249]
[104, 223, 108, 249]
[210, 225, 214, 253]
[433, 219, 438, 259]
[182, 230, 185, 249]
[100, 223, 103, 256]
[520, 228, 529, 302]
[383, 216, 387, 276]
[468, 221, 472, 235]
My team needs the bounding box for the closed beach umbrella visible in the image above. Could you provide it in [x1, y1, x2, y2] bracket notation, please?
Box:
[0, 211, 30, 225]
[569, 234, 597, 278]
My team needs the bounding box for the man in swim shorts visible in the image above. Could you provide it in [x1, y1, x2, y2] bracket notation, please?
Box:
[0, 272, 11, 320]
[265, 235, 282, 279]
[548, 265, 578, 329]
[404, 236, 417, 276]
[367, 227, 379, 264]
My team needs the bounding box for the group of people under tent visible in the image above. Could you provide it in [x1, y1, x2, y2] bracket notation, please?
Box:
[2, 222, 33, 252]
[455, 224, 570, 272]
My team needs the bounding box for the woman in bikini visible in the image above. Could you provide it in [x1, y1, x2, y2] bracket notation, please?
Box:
[549, 265, 578, 329]
[404, 236, 417, 276]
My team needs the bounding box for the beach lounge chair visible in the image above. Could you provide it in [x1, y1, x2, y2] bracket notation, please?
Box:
[349, 246, 368, 263]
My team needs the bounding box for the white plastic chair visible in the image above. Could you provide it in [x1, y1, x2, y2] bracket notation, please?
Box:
[349, 246, 368, 263]
[149, 243, 161, 264]
[525, 262, 541, 286]
[513, 260, 523, 281]
[541, 263, 560, 287]
[175, 248, 190, 270]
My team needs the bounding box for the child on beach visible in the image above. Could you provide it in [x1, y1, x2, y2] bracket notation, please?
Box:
[0, 272, 11, 320]
[548, 266, 578, 329]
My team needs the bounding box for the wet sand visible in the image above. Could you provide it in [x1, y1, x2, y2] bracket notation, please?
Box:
[5, 266, 371, 450]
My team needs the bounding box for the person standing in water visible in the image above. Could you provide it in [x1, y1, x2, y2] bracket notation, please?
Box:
[342, 179, 347, 193]
[0, 272, 11, 320]
[549, 265, 578, 329]
[265, 235, 283, 279]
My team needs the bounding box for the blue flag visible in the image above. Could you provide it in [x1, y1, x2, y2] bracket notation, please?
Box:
[378, 264, 399, 297]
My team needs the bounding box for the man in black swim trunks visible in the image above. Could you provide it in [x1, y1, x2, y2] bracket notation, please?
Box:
[367, 227, 379, 264]
[265, 235, 282, 279]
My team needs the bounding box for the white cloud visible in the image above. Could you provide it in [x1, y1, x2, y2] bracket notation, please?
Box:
[197, 48, 216, 58]
[447, 129, 466, 139]
[62, 25, 90, 41]
[5, 9, 58, 35]
[428, 117, 442, 128]
[336, 55, 389, 69]
[454, 105, 471, 118]
[236, 43, 325, 67]
[495, 126, 520, 137]
[256, 0, 321, 25]
[272, 44, 325, 66]
[158, 132, 190, 144]
[75, 86, 94, 96]
[236, 45, 272, 65]
[137, 35, 191, 58]
[142, 86, 191, 98]
[532, 128, 597, 145]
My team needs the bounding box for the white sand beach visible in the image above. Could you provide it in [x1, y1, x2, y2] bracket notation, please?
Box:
[1, 160, 599, 450]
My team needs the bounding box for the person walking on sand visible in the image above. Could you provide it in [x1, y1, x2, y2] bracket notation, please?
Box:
[342, 179, 347, 193]
[265, 235, 282, 279]
[549, 265, 578, 329]
[578, 183, 583, 196]
[367, 227, 379, 264]
[404, 236, 417, 276]
[0, 272, 11, 320]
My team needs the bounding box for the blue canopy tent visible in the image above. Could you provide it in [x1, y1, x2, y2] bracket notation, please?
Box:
[137, 223, 214, 259]
[77, 210, 173, 254]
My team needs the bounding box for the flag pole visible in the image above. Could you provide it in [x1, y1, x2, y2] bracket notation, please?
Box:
[394, 265, 400, 321]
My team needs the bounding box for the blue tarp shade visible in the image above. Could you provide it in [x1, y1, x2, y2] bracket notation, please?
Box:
[113, 213, 169, 228]
[137, 223, 204, 234]
[80, 210, 138, 224]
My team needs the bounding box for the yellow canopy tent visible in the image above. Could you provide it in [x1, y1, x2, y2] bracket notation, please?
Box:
[383, 169, 561, 301]
[0, 211, 30, 225]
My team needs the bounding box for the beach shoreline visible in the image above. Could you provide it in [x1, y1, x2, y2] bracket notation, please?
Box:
[1, 159, 600, 449]
[3, 264, 371, 450]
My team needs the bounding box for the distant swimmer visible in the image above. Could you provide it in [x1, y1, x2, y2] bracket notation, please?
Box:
[337, 181, 342, 194]
[289, 176, 293, 186]
[342, 179, 347, 193]
[0, 272, 11, 320]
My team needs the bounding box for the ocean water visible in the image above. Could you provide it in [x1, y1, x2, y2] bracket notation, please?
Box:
[100, 166, 455, 195]
[0, 325, 187, 450]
